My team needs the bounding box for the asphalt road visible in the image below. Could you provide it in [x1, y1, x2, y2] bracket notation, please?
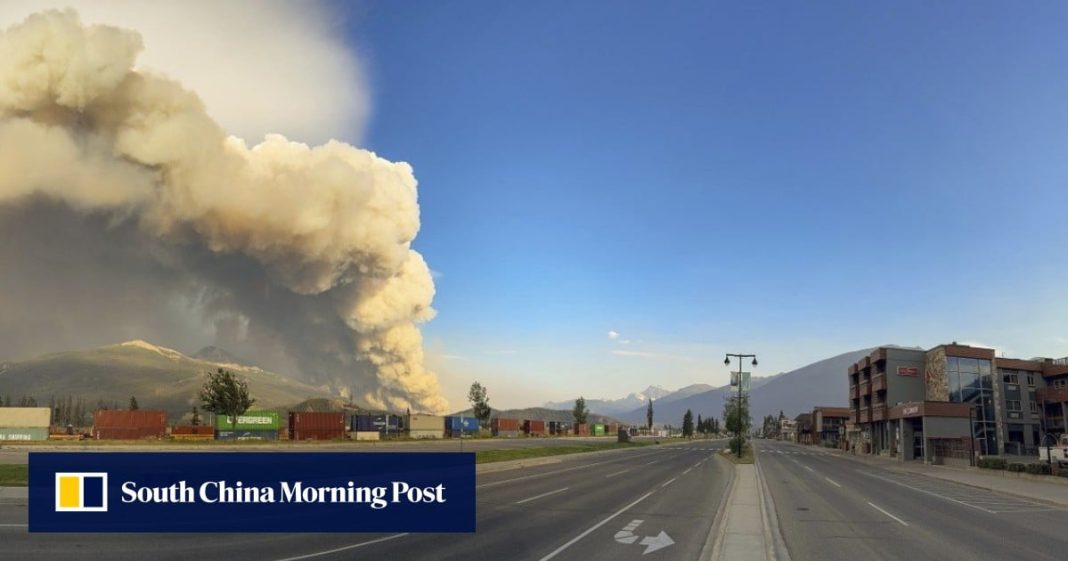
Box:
[757, 439, 1068, 561]
[0, 439, 731, 561]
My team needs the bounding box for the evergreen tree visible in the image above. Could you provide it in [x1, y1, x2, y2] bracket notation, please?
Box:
[682, 409, 694, 438]
[129, 396, 139, 410]
[646, 398, 654, 431]
[573, 396, 589, 425]
[467, 381, 492, 428]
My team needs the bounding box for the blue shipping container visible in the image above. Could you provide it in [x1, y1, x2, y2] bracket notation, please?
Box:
[445, 417, 480, 435]
[351, 414, 402, 433]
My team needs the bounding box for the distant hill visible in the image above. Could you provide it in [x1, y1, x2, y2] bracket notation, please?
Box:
[192, 346, 258, 368]
[0, 340, 339, 423]
[544, 385, 671, 416]
[613, 348, 877, 426]
[450, 406, 620, 425]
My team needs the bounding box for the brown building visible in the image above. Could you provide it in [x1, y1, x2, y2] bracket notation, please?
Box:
[848, 343, 1068, 463]
[811, 406, 850, 447]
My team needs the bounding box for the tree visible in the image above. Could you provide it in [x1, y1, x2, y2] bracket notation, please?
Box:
[573, 397, 589, 425]
[191, 406, 201, 426]
[467, 382, 492, 428]
[198, 368, 255, 426]
[129, 396, 139, 410]
[682, 409, 694, 438]
[723, 397, 750, 455]
[646, 398, 654, 431]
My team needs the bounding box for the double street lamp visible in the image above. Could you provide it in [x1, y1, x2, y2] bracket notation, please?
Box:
[724, 353, 758, 454]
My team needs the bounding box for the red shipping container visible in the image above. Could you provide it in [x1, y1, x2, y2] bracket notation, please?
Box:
[523, 420, 547, 435]
[574, 423, 590, 436]
[491, 417, 520, 432]
[288, 411, 346, 440]
[93, 410, 167, 440]
[172, 425, 214, 435]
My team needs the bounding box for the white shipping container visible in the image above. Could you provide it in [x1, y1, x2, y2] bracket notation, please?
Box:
[407, 414, 445, 431]
[408, 429, 444, 439]
[0, 407, 51, 428]
[351, 431, 381, 441]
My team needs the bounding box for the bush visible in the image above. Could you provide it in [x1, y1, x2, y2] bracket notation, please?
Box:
[978, 458, 1007, 470]
[1025, 463, 1052, 476]
[1057, 468, 1068, 478]
[1007, 463, 1026, 473]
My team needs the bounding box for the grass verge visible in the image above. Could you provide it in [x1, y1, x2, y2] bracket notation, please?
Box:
[720, 446, 755, 464]
[0, 464, 28, 486]
[475, 441, 652, 464]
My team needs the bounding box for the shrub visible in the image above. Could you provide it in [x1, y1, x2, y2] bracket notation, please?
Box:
[1025, 463, 1052, 475]
[1057, 468, 1068, 478]
[1007, 463, 1026, 473]
[978, 458, 1007, 470]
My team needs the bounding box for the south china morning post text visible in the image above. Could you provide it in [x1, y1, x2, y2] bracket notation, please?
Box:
[29, 452, 476, 532]
[120, 479, 447, 509]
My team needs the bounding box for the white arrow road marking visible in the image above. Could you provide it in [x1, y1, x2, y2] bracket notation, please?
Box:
[639, 531, 675, 555]
[612, 519, 675, 554]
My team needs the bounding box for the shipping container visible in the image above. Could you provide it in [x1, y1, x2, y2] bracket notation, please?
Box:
[350, 431, 381, 441]
[287, 411, 346, 440]
[491, 417, 520, 431]
[0, 427, 50, 441]
[0, 407, 51, 428]
[523, 419, 547, 436]
[214, 411, 281, 431]
[408, 429, 444, 439]
[574, 423, 590, 436]
[605, 423, 620, 435]
[350, 414, 402, 433]
[171, 425, 214, 435]
[444, 416, 480, 436]
[92, 410, 167, 440]
[407, 414, 445, 431]
[593, 423, 606, 436]
[215, 429, 278, 441]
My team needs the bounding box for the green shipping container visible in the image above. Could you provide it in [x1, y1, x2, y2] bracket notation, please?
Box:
[214, 411, 281, 431]
[593, 423, 606, 436]
[0, 427, 50, 441]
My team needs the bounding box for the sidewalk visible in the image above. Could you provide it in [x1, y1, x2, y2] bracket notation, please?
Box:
[835, 448, 1068, 508]
[0, 486, 27, 502]
[705, 462, 787, 561]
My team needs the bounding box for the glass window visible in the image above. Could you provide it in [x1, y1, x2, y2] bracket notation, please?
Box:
[1003, 372, 1018, 384]
[1007, 400, 1021, 411]
[978, 359, 991, 376]
[947, 357, 959, 372]
[1031, 401, 1040, 414]
[960, 371, 980, 402]
[1026, 374, 1035, 387]
[959, 357, 979, 373]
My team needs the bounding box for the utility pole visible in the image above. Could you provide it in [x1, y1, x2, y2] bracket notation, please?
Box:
[724, 353, 758, 456]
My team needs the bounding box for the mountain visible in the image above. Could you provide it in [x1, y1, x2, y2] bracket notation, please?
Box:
[613, 348, 876, 426]
[450, 406, 620, 425]
[192, 345, 257, 368]
[543, 385, 671, 416]
[0, 340, 338, 422]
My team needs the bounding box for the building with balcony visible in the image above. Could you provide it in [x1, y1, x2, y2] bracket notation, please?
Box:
[848, 343, 1068, 463]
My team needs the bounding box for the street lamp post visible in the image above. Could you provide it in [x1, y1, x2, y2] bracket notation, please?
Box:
[724, 353, 758, 456]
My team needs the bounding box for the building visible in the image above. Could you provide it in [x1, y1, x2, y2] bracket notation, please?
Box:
[811, 406, 850, 447]
[848, 343, 1068, 463]
[779, 417, 797, 442]
[795, 413, 813, 444]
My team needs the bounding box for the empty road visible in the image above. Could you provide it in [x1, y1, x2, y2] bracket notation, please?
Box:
[0, 440, 730, 560]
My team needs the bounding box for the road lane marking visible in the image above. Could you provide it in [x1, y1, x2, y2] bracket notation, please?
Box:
[825, 477, 841, 488]
[645, 460, 659, 465]
[661, 477, 677, 488]
[272, 533, 409, 561]
[0, 523, 28, 527]
[516, 487, 570, 504]
[538, 491, 655, 561]
[682, 468, 692, 475]
[868, 502, 909, 526]
[857, 472, 997, 514]
[804, 466, 814, 473]
[605, 469, 631, 478]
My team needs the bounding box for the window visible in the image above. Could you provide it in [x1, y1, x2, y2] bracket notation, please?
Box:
[1003, 372, 1018, 384]
[1006, 400, 1021, 411]
[1055, 379, 1068, 389]
[1030, 401, 1039, 415]
[1026, 374, 1035, 387]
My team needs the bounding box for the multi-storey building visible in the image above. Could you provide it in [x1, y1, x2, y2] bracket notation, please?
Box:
[811, 406, 850, 447]
[848, 343, 1068, 463]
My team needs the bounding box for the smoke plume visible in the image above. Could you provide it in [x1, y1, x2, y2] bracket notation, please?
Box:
[0, 10, 447, 413]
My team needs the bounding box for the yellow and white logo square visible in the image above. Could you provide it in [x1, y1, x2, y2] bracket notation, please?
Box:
[55, 472, 108, 512]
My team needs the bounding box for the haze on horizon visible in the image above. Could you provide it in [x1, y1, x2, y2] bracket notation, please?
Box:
[2, 1, 1068, 411]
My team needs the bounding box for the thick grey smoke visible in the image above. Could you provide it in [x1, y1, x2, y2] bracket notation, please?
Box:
[0, 10, 447, 413]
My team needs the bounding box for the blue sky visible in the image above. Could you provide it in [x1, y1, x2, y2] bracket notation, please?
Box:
[339, 1, 1068, 408]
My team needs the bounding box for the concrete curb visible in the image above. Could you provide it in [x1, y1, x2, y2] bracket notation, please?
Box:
[0, 486, 28, 503]
[699, 455, 737, 561]
[755, 456, 790, 561]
